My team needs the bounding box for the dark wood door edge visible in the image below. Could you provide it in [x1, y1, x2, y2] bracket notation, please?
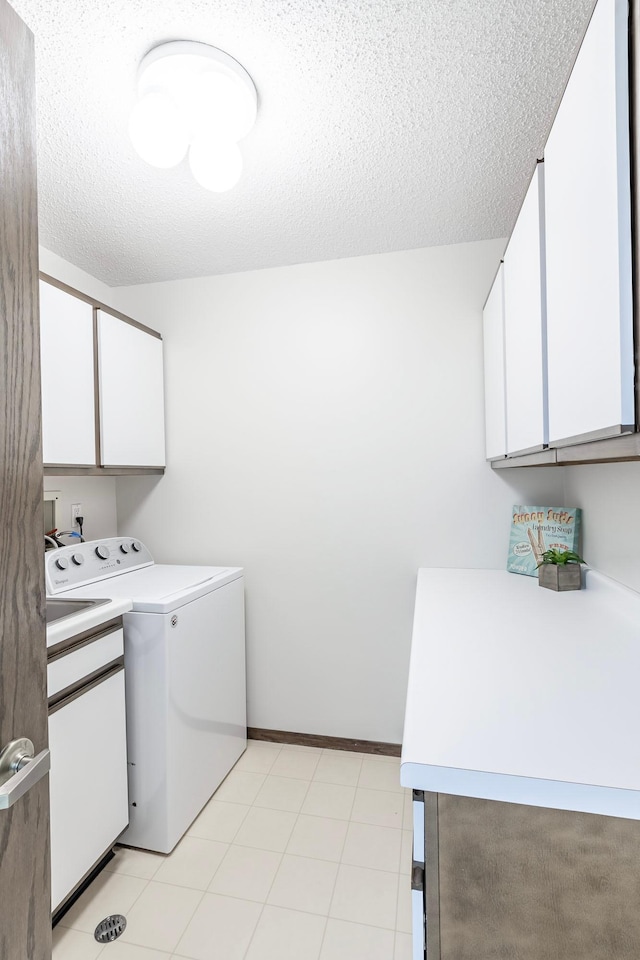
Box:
[0, 2, 51, 954]
[247, 727, 401, 757]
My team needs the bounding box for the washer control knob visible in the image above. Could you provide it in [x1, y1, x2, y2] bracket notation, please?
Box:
[71, 553, 85, 566]
[55, 556, 69, 571]
[131, 541, 141, 552]
[120, 543, 130, 554]
[95, 544, 110, 560]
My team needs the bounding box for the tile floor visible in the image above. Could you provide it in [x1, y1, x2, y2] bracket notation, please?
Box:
[53, 740, 413, 960]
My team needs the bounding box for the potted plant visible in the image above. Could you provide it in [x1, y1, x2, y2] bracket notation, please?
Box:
[537, 548, 585, 592]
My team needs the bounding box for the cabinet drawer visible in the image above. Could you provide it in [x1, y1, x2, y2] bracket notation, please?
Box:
[48, 627, 124, 698]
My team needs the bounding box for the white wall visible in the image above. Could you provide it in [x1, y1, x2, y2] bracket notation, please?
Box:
[39, 246, 119, 305]
[563, 462, 640, 592]
[43, 475, 118, 541]
[115, 241, 564, 743]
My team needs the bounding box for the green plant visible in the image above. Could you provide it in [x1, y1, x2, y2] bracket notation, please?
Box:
[538, 548, 584, 567]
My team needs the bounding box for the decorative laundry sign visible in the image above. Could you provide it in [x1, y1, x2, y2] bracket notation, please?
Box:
[507, 506, 582, 577]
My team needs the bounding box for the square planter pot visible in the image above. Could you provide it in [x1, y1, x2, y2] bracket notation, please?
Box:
[538, 563, 582, 591]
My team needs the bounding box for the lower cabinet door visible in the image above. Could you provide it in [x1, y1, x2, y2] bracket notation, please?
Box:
[49, 670, 129, 911]
[437, 793, 640, 959]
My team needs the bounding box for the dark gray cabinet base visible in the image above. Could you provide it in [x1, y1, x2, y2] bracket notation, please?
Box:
[424, 793, 640, 960]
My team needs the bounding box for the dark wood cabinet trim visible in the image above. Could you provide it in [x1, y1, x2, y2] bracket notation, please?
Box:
[504, 442, 547, 458]
[52, 846, 115, 926]
[93, 305, 101, 466]
[425, 792, 441, 960]
[551, 423, 635, 448]
[48, 657, 124, 715]
[491, 449, 560, 468]
[47, 619, 122, 662]
[44, 465, 165, 477]
[491, 430, 640, 468]
[631, 0, 640, 434]
[39, 271, 162, 340]
[43, 462, 97, 470]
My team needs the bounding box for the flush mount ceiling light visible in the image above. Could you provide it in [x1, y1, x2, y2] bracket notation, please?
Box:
[129, 41, 258, 193]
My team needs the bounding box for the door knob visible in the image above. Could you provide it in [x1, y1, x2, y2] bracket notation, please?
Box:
[0, 738, 50, 810]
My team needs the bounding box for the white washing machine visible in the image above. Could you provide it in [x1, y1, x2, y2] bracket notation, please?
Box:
[46, 537, 246, 854]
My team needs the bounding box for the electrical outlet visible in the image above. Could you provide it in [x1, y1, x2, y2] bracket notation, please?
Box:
[71, 503, 83, 526]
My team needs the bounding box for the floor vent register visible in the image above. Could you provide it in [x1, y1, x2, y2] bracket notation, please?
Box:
[94, 915, 127, 943]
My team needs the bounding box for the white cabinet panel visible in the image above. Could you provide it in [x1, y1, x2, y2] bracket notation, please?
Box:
[98, 311, 166, 467]
[503, 164, 547, 454]
[49, 670, 128, 910]
[544, 0, 633, 445]
[411, 888, 425, 960]
[47, 628, 124, 698]
[411, 790, 426, 959]
[483, 264, 506, 460]
[39, 280, 95, 465]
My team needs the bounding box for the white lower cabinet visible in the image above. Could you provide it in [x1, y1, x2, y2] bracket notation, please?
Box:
[409, 792, 640, 959]
[48, 626, 128, 913]
[49, 672, 128, 911]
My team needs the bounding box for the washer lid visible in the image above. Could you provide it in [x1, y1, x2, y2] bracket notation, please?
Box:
[58, 564, 243, 613]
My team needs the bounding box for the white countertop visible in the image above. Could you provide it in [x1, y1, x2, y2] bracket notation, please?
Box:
[401, 568, 640, 819]
[46, 598, 133, 648]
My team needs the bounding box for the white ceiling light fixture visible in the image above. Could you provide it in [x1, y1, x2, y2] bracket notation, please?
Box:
[129, 40, 258, 192]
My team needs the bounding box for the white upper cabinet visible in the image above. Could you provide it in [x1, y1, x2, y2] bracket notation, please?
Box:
[483, 263, 507, 460]
[40, 280, 96, 466]
[503, 163, 547, 455]
[97, 310, 166, 467]
[544, 0, 633, 445]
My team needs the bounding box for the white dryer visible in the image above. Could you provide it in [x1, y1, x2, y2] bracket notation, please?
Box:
[46, 537, 246, 854]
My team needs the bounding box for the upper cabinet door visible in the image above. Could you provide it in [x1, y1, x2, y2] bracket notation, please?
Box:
[544, 0, 633, 446]
[40, 280, 96, 466]
[503, 163, 547, 455]
[483, 263, 507, 460]
[98, 311, 166, 467]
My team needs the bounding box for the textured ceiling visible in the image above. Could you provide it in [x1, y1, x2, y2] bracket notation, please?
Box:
[13, 0, 595, 286]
